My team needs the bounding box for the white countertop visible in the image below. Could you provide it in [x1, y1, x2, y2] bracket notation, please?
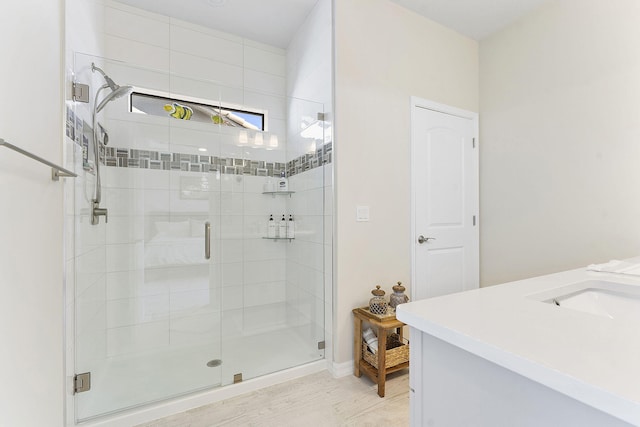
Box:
[396, 263, 640, 425]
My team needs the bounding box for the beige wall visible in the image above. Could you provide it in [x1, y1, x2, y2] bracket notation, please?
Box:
[0, 1, 65, 425]
[334, 0, 478, 364]
[480, 0, 640, 286]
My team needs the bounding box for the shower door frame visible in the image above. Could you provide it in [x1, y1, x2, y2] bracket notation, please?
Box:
[67, 53, 330, 425]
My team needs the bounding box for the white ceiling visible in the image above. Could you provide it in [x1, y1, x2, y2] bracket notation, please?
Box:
[114, 0, 547, 48]
[113, 0, 319, 48]
[389, 0, 548, 40]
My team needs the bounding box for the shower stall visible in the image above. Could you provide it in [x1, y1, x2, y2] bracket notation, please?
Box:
[68, 51, 331, 421]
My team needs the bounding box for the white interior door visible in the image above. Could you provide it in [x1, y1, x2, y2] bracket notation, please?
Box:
[411, 98, 479, 300]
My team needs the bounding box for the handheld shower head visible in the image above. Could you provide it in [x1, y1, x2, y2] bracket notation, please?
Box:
[89, 64, 133, 208]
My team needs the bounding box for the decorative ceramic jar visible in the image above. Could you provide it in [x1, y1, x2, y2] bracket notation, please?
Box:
[389, 281, 409, 309]
[369, 285, 388, 315]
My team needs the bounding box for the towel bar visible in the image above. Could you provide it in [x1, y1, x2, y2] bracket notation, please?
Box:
[0, 138, 77, 181]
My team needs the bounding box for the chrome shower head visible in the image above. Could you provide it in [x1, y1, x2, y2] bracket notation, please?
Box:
[95, 84, 133, 113]
[91, 62, 133, 113]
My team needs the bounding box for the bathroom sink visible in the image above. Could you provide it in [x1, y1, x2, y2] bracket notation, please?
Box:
[528, 280, 640, 322]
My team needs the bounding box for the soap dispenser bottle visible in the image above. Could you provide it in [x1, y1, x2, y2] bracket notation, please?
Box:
[267, 215, 276, 238]
[277, 171, 288, 192]
[278, 214, 287, 238]
[287, 214, 295, 239]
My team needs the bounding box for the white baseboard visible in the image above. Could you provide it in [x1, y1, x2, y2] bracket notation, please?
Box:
[330, 360, 353, 378]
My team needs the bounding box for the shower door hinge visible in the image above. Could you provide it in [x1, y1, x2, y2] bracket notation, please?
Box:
[317, 341, 326, 350]
[317, 112, 326, 121]
[472, 138, 476, 148]
[74, 372, 91, 394]
[72, 82, 90, 103]
[473, 215, 477, 226]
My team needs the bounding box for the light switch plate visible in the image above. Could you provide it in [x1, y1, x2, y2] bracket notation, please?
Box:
[356, 205, 370, 222]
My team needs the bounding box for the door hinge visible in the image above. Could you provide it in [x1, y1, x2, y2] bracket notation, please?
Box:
[317, 112, 326, 121]
[472, 138, 476, 148]
[473, 215, 477, 226]
[318, 340, 326, 350]
[74, 372, 91, 394]
[72, 82, 90, 103]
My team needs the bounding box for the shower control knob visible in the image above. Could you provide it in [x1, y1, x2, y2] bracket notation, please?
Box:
[91, 201, 108, 225]
[417, 235, 435, 244]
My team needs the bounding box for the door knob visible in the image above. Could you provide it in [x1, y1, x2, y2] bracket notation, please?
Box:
[417, 235, 435, 244]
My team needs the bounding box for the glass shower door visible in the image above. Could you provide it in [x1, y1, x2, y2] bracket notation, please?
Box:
[73, 55, 224, 421]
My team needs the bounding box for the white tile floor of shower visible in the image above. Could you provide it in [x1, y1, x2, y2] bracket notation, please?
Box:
[136, 370, 410, 427]
[77, 325, 323, 421]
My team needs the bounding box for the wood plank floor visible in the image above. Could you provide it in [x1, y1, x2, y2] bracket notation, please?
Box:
[136, 370, 409, 427]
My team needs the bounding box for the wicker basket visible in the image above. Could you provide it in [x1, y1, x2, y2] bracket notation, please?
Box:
[362, 333, 409, 370]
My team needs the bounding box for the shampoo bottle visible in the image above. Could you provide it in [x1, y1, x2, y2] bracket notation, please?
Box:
[277, 171, 288, 192]
[278, 214, 287, 238]
[267, 215, 276, 238]
[287, 214, 295, 239]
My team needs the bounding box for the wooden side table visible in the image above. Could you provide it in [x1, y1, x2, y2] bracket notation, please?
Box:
[353, 307, 408, 397]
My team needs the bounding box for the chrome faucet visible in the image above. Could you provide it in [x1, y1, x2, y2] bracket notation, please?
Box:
[91, 200, 108, 225]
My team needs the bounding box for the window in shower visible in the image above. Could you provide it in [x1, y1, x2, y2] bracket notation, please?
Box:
[130, 90, 266, 130]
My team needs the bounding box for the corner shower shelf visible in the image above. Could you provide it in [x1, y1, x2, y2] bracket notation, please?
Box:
[262, 191, 295, 198]
[262, 237, 295, 242]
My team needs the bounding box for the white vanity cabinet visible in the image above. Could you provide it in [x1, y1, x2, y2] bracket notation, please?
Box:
[397, 264, 640, 427]
[407, 329, 631, 427]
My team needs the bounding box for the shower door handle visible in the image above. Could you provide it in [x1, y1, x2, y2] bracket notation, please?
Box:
[204, 222, 211, 260]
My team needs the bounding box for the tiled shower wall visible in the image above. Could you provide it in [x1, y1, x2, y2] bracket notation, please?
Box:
[102, 1, 289, 139]
[70, 0, 329, 370]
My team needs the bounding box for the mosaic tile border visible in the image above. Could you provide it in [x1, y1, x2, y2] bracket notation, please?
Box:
[101, 142, 332, 178]
[288, 143, 332, 176]
[67, 106, 332, 178]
